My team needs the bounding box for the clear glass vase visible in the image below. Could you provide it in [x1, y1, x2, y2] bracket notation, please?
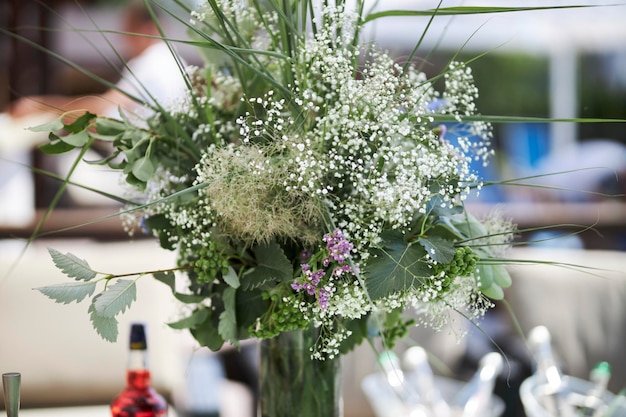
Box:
[259, 327, 343, 417]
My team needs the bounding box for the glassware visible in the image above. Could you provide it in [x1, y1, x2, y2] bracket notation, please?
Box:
[527, 325, 577, 417]
[259, 325, 342, 417]
[2, 372, 20, 417]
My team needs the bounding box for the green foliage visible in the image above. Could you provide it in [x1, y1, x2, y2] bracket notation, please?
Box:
[36, 281, 97, 304]
[92, 279, 137, 317]
[48, 248, 97, 281]
[240, 242, 293, 290]
[365, 231, 432, 300]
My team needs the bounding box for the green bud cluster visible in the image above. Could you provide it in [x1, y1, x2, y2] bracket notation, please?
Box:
[249, 292, 308, 339]
[381, 317, 415, 349]
[193, 242, 230, 283]
[433, 246, 479, 281]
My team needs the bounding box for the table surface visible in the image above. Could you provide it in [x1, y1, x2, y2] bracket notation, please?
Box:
[20, 405, 178, 417]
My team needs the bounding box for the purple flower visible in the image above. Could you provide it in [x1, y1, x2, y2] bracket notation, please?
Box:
[318, 287, 331, 310]
[323, 229, 353, 265]
[300, 249, 312, 263]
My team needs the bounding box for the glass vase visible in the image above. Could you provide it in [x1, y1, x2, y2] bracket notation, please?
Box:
[259, 327, 343, 417]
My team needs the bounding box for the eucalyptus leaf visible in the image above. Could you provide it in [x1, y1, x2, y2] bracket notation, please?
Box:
[60, 130, 90, 147]
[48, 248, 97, 281]
[492, 264, 512, 288]
[132, 156, 156, 182]
[93, 279, 137, 318]
[88, 299, 118, 342]
[482, 284, 504, 300]
[35, 281, 97, 304]
[476, 264, 494, 289]
[95, 117, 127, 136]
[28, 117, 64, 132]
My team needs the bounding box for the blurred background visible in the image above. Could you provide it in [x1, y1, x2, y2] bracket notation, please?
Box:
[1, 1, 625, 417]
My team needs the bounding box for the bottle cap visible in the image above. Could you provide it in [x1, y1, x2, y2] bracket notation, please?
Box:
[129, 323, 147, 350]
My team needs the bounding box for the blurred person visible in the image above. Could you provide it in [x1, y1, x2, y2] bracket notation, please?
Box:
[1, 0, 188, 206]
[7, 0, 188, 122]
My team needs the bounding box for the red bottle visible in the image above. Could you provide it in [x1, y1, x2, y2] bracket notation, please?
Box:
[111, 323, 168, 417]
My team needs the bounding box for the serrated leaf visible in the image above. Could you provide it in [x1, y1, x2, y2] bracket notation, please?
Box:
[48, 248, 97, 281]
[93, 279, 136, 317]
[418, 236, 456, 264]
[132, 156, 156, 182]
[223, 266, 240, 288]
[240, 242, 292, 290]
[167, 308, 209, 330]
[218, 287, 238, 347]
[88, 299, 118, 342]
[364, 231, 432, 300]
[35, 281, 97, 304]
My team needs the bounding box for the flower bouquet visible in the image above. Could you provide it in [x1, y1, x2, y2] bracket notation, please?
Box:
[22, 0, 592, 415]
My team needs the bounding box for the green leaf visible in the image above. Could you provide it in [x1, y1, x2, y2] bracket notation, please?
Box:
[451, 214, 489, 240]
[132, 156, 156, 182]
[234, 288, 268, 337]
[476, 264, 494, 289]
[95, 117, 126, 136]
[418, 236, 456, 264]
[48, 248, 97, 281]
[59, 130, 90, 147]
[35, 281, 97, 304]
[38, 138, 76, 155]
[482, 284, 504, 300]
[152, 270, 207, 303]
[364, 5, 595, 24]
[191, 308, 225, 351]
[93, 279, 136, 317]
[240, 242, 292, 290]
[28, 117, 64, 132]
[492, 264, 512, 288]
[364, 231, 432, 300]
[338, 316, 369, 355]
[153, 271, 176, 290]
[64, 112, 95, 133]
[218, 287, 238, 347]
[223, 266, 240, 288]
[89, 299, 118, 342]
[167, 308, 209, 330]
